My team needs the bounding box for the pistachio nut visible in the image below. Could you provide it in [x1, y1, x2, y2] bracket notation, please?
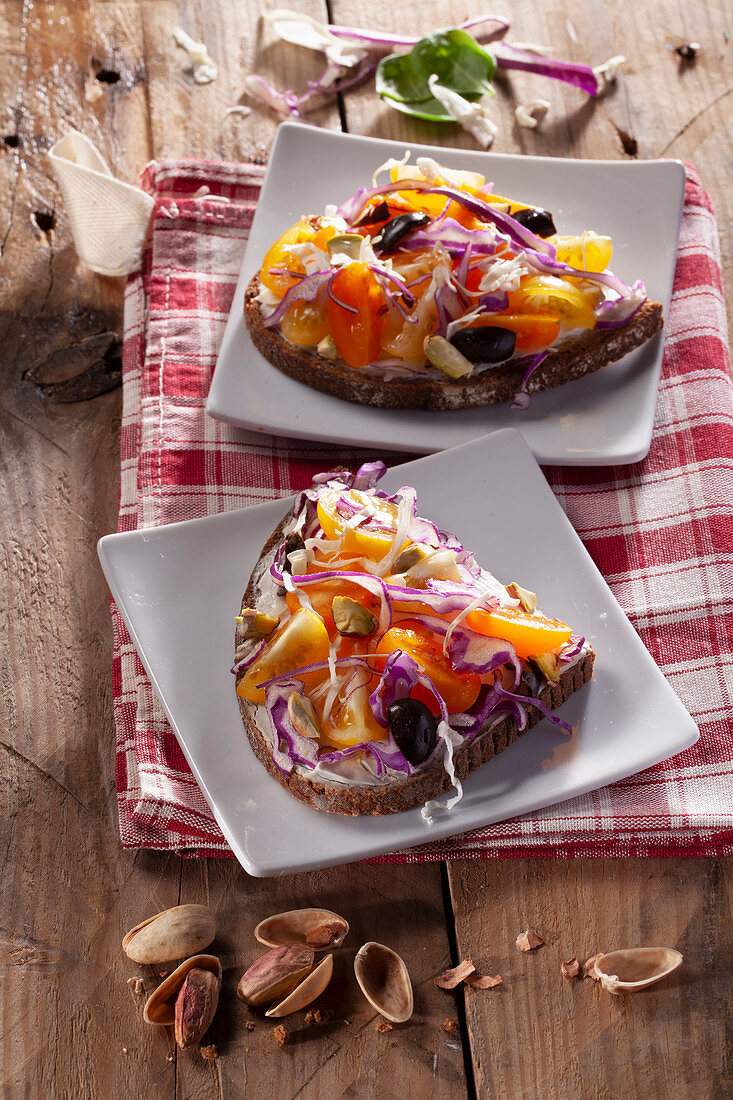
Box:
[424, 335, 473, 379]
[326, 233, 363, 261]
[175, 967, 221, 1048]
[531, 652, 561, 683]
[236, 608, 280, 644]
[288, 693, 322, 739]
[122, 904, 216, 964]
[237, 944, 314, 1007]
[505, 582, 537, 614]
[316, 334, 338, 360]
[332, 596, 378, 638]
[392, 544, 429, 574]
[143, 955, 222, 1027]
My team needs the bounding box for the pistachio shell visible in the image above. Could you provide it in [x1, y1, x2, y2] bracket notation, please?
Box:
[122, 905, 216, 964]
[237, 944, 314, 1006]
[254, 909, 349, 951]
[143, 955, 222, 1025]
[266, 954, 334, 1018]
[593, 948, 683, 995]
[354, 942, 413, 1024]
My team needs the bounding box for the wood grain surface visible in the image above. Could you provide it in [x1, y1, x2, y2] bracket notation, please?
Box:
[1, 1, 731, 1097]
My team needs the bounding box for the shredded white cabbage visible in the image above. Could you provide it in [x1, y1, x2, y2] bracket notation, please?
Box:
[427, 76, 498, 149]
[515, 99, 550, 129]
[263, 9, 367, 68]
[420, 723, 464, 822]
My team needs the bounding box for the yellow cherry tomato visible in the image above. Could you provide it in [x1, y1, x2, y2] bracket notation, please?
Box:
[465, 606, 572, 659]
[317, 488, 399, 560]
[319, 680, 385, 748]
[236, 607, 330, 704]
[508, 276, 596, 330]
[375, 621, 481, 714]
[260, 219, 317, 296]
[552, 232, 613, 274]
[280, 298, 330, 347]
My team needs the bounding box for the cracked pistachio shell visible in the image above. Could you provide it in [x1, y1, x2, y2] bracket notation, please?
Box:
[122, 904, 216, 964]
[266, 954, 334, 1018]
[593, 948, 683, 995]
[143, 955, 222, 1026]
[354, 942, 413, 1024]
[254, 908, 349, 951]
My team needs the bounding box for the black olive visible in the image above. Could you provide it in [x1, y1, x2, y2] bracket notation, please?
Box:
[512, 207, 557, 238]
[374, 212, 431, 253]
[387, 697, 438, 765]
[282, 531, 305, 575]
[354, 200, 390, 226]
[450, 326, 516, 364]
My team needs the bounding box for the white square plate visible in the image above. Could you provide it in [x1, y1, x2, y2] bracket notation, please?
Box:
[99, 429, 698, 876]
[207, 123, 685, 466]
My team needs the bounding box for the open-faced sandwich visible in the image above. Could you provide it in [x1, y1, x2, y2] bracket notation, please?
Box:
[233, 462, 594, 817]
[245, 154, 663, 410]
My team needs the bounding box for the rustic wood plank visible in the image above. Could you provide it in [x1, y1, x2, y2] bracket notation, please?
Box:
[159, 860, 465, 1098]
[447, 858, 733, 1099]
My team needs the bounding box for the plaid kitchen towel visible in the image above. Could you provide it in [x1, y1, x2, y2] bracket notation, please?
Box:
[112, 157, 733, 859]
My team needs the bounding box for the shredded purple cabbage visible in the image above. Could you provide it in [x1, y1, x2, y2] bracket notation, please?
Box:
[494, 43, 599, 96]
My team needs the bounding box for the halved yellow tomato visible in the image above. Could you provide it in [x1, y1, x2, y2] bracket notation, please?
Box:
[236, 607, 330, 704]
[508, 276, 596, 330]
[465, 606, 572, 659]
[552, 232, 613, 273]
[375, 621, 481, 715]
[317, 487, 399, 560]
[280, 298, 330, 347]
[319, 680, 385, 748]
[259, 219, 316, 296]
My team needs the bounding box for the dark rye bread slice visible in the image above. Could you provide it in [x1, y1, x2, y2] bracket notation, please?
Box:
[245, 274, 663, 411]
[235, 514, 595, 817]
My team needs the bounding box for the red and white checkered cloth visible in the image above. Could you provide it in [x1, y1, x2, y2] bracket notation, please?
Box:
[112, 157, 733, 860]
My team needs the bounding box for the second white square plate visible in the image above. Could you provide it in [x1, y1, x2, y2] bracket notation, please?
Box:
[207, 124, 685, 465]
[98, 429, 698, 875]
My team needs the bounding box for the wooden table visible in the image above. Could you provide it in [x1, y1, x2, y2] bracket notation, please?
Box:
[2, 2, 732, 1096]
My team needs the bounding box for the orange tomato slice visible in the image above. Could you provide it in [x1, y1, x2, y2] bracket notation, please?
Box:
[285, 578, 381, 633]
[465, 607, 572, 659]
[375, 621, 481, 714]
[327, 262, 385, 369]
[468, 311, 560, 352]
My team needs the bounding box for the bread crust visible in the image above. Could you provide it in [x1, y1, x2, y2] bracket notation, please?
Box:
[235, 514, 595, 817]
[244, 275, 663, 411]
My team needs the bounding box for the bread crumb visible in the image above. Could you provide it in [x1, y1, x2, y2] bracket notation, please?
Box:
[376, 1020, 393, 1033]
[516, 928, 544, 951]
[465, 974, 503, 989]
[583, 953, 604, 979]
[441, 1017, 458, 1033]
[305, 1008, 333, 1025]
[200, 1045, 218, 1061]
[273, 1024, 289, 1047]
[561, 956, 580, 980]
[434, 958, 476, 989]
[245, 1021, 255, 1032]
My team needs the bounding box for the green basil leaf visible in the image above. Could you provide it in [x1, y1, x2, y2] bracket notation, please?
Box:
[375, 28, 495, 122]
[411, 30, 496, 95]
